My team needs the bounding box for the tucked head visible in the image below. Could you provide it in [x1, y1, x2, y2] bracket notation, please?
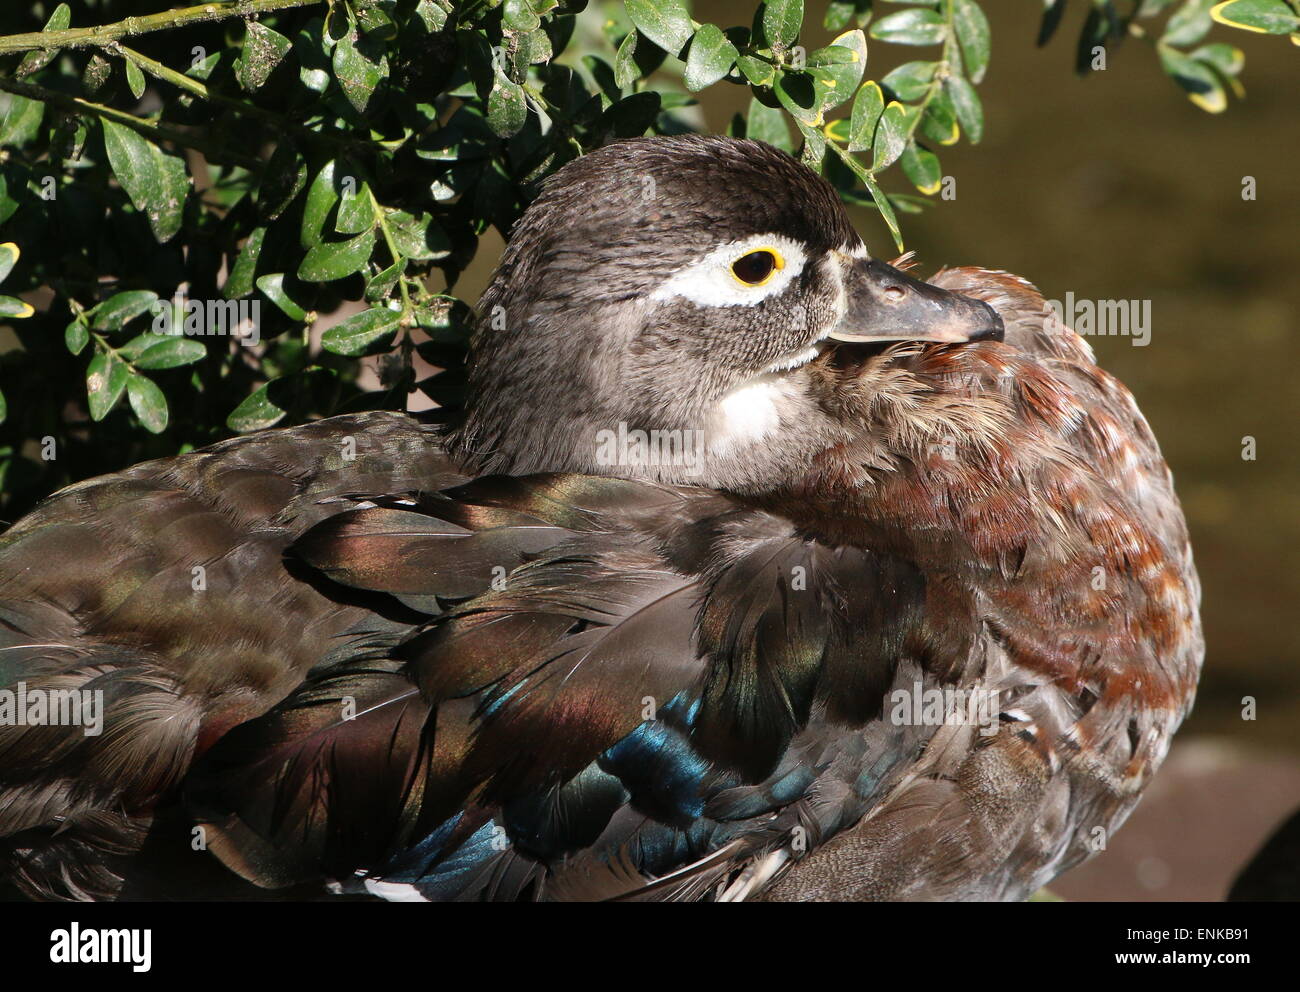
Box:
[448, 135, 1002, 492]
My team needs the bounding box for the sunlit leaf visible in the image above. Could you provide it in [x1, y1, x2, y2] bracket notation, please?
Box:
[870, 8, 945, 46]
[101, 120, 188, 243]
[127, 373, 168, 433]
[953, 0, 991, 82]
[625, 0, 693, 54]
[92, 290, 159, 331]
[684, 25, 738, 91]
[86, 350, 128, 421]
[764, 0, 805, 48]
[297, 231, 376, 281]
[320, 306, 402, 356]
[848, 80, 884, 151]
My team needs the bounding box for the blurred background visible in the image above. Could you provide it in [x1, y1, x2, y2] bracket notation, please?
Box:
[451, 2, 1300, 900]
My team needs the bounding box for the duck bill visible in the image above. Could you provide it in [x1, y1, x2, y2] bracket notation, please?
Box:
[829, 257, 1004, 344]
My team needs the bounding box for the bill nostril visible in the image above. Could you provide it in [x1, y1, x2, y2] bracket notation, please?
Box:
[883, 286, 906, 303]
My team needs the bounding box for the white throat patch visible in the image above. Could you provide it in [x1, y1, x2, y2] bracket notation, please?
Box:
[708, 375, 801, 454]
[649, 234, 808, 308]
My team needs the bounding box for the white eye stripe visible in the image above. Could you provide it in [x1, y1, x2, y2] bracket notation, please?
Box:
[648, 234, 808, 307]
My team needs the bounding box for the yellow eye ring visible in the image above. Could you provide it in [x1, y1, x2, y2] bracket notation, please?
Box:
[730, 248, 785, 287]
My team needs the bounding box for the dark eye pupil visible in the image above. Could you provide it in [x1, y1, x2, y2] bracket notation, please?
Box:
[733, 250, 776, 285]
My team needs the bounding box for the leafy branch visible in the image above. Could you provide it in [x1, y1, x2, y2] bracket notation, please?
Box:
[0, 0, 1293, 519]
[0, 0, 326, 56]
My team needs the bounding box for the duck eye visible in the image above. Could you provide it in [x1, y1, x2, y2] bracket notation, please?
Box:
[731, 249, 782, 286]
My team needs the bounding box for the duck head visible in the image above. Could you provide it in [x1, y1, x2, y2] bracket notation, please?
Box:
[447, 135, 1002, 493]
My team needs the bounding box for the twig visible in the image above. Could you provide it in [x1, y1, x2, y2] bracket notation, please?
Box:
[0, 76, 261, 170]
[0, 0, 326, 56]
[112, 44, 366, 150]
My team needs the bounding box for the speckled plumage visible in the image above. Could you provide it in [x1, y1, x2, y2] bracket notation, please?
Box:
[0, 137, 1201, 901]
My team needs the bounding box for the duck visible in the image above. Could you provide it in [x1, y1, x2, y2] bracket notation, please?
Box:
[0, 135, 1203, 902]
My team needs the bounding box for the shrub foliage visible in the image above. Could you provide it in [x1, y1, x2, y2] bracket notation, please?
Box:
[0, 0, 1293, 516]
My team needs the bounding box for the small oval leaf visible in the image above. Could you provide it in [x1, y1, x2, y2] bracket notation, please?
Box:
[297, 231, 376, 282]
[127, 373, 168, 433]
[320, 307, 402, 357]
[135, 336, 207, 369]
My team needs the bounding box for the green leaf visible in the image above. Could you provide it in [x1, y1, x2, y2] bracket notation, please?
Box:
[332, 28, 386, 113]
[297, 231, 375, 282]
[320, 306, 402, 356]
[18, 3, 71, 77]
[747, 96, 793, 151]
[125, 59, 146, 99]
[294, 22, 332, 92]
[0, 175, 18, 228]
[614, 31, 640, 88]
[872, 101, 909, 170]
[810, 30, 868, 103]
[0, 296, 33, 319]
[870, 8, 946, 46]
[1211, 0, 1300, 33]
[1160, 45, 1227, 112]
[366, 261, 404, 303]
[1, 94, 45, 148]
[1190, 41, 1247, 95]
[238, 21, 293, 91]
[101, 119, 188, 243]
[953, 0, 991, 82]
[127, 373, 168, 433]
[118, 330, 160, 361]
[684, 24, 738, 91]
[135, 336, 207, 369]
[625, 0, 694, 54]
[258, 142, 307, 222]
[1037, 0, 1068, 46]
[774, 71, 823, 126]
[487, 73, 528, 136]
[848, 80, 885, 151]
[899, 140, 942, 194]
[881, 61, 936, 101]
[227, 381, 288, 432]
[823, 1, 855, 32]
[943, 73, 984, 143]
[764, 0, 805, 48]
[503, 0, 541, 32]
[836, 148, 904, 252]
[256, 273, 308, 321]
[1165, 0, 1215, 46]
[224, 226, 267, 300]
[823, 118, 851, 143]
[336, 179, 376, 235]
[92, 290, 159, 331]
[1191, 41, 1245, 75]
[601, 91, 663, 138]
[86, 350, 128, 421]
[793, 118, 826, 169]
[0, 242, 17, 284]
[920, 92, 959, 145]
[863, 173, 903, 252]
[413, 298, 472, 343]
[65, 319, 89, 354]
[387, 210, 450, 260]
[302, 161, 341, 248]
[512, 28, 553, 75]
[414, 0, 448, 32]
[737, 55, 776, 86]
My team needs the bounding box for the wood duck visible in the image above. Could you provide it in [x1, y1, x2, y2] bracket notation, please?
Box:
[0, 136, 1202, 901]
